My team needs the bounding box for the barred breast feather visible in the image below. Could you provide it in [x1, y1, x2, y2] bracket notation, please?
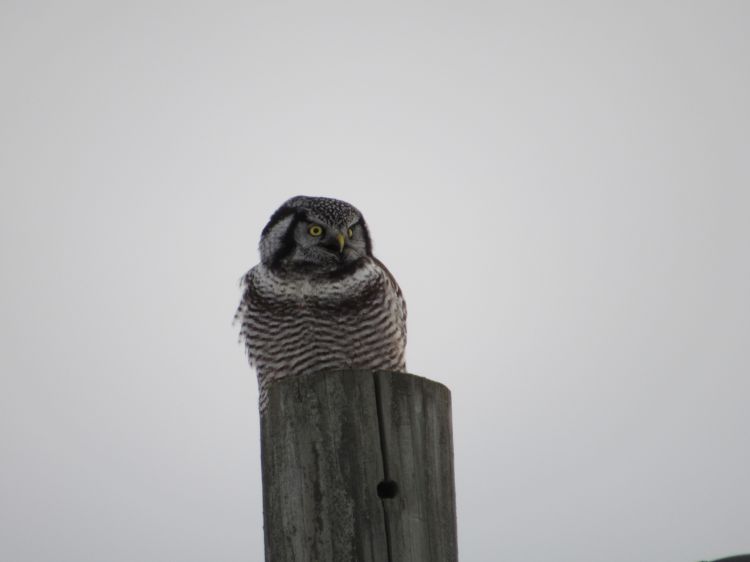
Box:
[236, 257, 407, 414]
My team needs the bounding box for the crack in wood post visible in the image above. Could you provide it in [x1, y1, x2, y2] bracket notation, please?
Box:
[373, 372, 394, 562]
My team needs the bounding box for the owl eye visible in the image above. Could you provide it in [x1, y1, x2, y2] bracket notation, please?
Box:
[347, 228, 353, 238]
[308, 225, 324, 237]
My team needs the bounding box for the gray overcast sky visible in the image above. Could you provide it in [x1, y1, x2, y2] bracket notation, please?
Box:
[1, 2, 749, 561]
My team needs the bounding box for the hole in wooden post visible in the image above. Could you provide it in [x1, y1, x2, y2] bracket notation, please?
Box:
[377, 479, 398, 499]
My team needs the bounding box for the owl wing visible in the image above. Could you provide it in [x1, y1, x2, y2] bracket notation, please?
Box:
[372, 256, 407, 347]
[234, 267, 259, 365]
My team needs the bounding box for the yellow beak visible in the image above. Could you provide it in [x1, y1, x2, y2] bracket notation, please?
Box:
[336, 233, 346, 253]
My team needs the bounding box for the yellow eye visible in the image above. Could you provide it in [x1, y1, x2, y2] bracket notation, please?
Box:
[308, 225, 324, 237]
[347, 228, 353, 238]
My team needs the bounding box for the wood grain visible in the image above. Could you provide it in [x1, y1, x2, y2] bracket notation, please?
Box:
[261, 370, 457, 562]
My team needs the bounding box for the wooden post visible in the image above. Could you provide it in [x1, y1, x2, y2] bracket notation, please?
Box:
[260, 370, 458, 562]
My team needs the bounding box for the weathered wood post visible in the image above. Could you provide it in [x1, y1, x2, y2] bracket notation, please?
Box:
[260, 370, 458, 562]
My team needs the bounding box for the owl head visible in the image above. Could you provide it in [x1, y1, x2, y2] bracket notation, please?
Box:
[258, 196, 373, 273]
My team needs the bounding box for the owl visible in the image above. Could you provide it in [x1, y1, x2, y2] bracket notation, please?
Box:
[235, 196, 407, 415]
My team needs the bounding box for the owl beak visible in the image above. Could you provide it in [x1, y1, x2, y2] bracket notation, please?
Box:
[336, 233, 346, 253]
